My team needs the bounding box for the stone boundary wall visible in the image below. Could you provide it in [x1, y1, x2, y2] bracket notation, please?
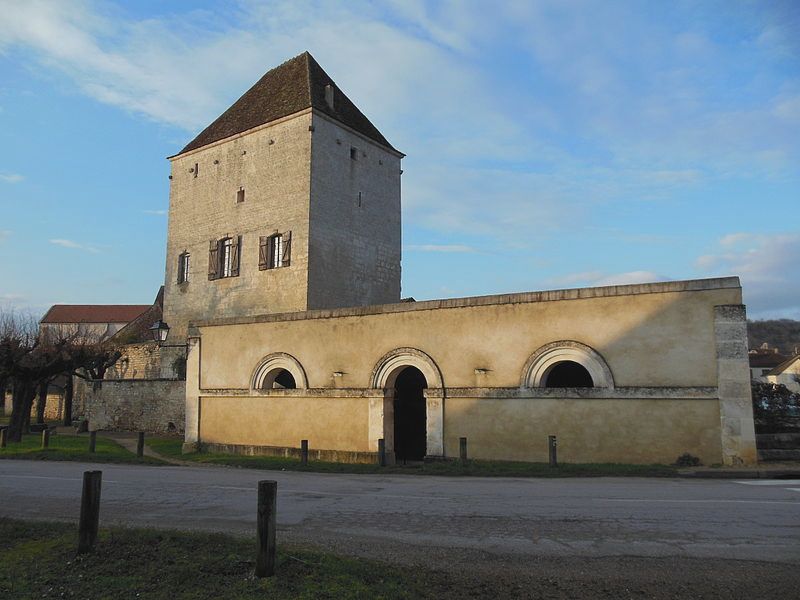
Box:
[85, 379, 185, 433]
[204, 442, 377, 464]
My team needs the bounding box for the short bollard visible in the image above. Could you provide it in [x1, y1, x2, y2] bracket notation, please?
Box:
[378, 438, 386, 467]
[88, 431, 97, 453]
[300, 439, 308, 466]
[548, 435, 558, 467]
[459, 437, 468, 463]
[77, 470, 102, 554]
[0, 427, 7, 449]
[41, 428, 50, 449]
[255, 480, 277, 578]
[137, 431, 145, 458]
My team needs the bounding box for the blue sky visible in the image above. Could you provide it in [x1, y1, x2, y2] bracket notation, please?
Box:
[1, 0, 798, 319]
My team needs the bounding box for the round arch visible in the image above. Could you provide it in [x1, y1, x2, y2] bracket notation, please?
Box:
[521, 341, 615, 389]
[370, 347, 444, 390]
[251, 352, 309, 390]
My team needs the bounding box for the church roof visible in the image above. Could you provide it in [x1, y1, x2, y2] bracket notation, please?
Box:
[176, 52, 396, 156]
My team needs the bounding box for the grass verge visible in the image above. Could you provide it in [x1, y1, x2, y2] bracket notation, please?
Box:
[0, 432, 166, 466]
[0, 518, 452, 599]
[147, 438, 678, 477]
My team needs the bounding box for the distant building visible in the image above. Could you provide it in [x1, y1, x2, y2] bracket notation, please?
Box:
[766, 355, 800, 393]
[40, 304, 151, 340]
[748, 343, 789, 382]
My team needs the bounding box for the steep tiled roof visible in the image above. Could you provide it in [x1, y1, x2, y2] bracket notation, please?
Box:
[176, 52, 396, 156]
[40, 304, 151, 325]
[749, 352, 789, 369]
[768, 354, 800, 376]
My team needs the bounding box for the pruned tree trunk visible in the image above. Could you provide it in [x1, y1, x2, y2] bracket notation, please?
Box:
[62, 374, 74, 426]
[36, 379, 48, 424]
[8, 380, 36, 443]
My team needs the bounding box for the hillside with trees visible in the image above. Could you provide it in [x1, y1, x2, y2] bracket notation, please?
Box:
[748, 319, 800, 354]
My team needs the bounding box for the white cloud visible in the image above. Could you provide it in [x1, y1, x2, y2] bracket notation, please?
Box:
[142, 209, 167, 216]
[0, 172, 24, 183]
[695, 233, 800, 318]
[407, 244, 476, 253]
[1, 0, 797, 251]
[49, 238, 101, 253]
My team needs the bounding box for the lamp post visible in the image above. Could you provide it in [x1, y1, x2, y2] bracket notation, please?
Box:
[149, 320, 170, 345]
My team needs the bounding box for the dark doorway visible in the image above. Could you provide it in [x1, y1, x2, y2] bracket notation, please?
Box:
[544, 361, 594, 387]
[393, 367, 427, 462]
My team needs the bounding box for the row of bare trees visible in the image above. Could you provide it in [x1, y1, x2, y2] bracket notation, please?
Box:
[0, 310, 121, 443]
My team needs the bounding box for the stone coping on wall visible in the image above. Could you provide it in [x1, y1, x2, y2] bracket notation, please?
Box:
[198, 386, 719, 400]
[190, 276, 741, 330]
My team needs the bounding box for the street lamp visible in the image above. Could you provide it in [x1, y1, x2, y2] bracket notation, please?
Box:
[149, 320, 170, 345]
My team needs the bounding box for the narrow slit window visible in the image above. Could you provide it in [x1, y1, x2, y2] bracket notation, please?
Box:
[177, 252, 190, 284]
[350, 147, 358, 160]
[194, 163, 199, 178]
[237, 188, 245, 203]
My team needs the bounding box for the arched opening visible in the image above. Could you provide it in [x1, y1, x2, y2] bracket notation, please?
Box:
[393, 366, 427, 462]
[252, 353, 307, 390]
[260, 368, 297, 389]
[543, 361, 594, 388]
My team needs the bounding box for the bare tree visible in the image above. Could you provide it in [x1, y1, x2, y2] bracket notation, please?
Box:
[0, 311, 122, 442]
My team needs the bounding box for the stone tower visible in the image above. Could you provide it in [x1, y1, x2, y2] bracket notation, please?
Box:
[162, 52, 403, 340]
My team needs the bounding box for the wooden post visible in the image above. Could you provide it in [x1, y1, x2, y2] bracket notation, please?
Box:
[300, 439, 308, 466]
[377, 438, 386, 467]
[41, 428, 50, 449]
[0, 427, 7, 449]
[459, 437, 468, 463]
[255, 480, 277, 578]
[548, 435, 558, 467]
[137, 431, 145, 458]
[77, 470, 102, 554]
[89, 431, 97, 453]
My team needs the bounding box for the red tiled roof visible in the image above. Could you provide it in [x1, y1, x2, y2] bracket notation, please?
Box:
[40, 305, 151, 324]
[176, 52, 397, 156]
[749, 352, 789, 369]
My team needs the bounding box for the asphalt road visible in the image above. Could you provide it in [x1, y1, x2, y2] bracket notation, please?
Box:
[1, 459, 799, 565]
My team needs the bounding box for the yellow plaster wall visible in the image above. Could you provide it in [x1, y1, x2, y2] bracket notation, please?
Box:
[444, 397, 723, 464]
[199, 395, 369, 451]
[198, 286, 741, 391]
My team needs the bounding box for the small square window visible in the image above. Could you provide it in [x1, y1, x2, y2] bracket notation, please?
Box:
[237, 188, 245, 203]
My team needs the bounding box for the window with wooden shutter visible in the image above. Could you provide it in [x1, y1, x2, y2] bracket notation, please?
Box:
[208, 240, 219, 280]
[281, 231, 292, 267]
[258, 236, 268, 270]
[230, 235, 241, 277]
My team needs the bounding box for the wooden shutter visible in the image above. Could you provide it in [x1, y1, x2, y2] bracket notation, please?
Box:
[281, 231, 292, 267]
[230, 236, 241, 277]
[258, 236, 268, 270]
[177, 253, 184, 284]
[208, 240, 219, 280]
